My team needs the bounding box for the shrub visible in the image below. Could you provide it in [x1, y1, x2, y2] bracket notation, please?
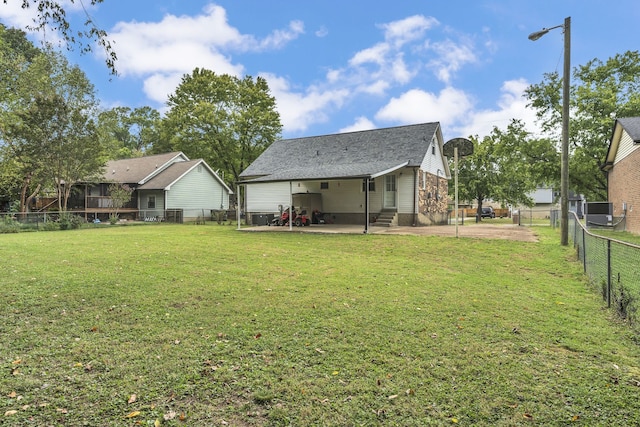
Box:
[0, 215, 20, 233]
[58, 213, 84, 230]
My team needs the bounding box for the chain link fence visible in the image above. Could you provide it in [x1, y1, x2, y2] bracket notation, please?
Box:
[566, 211, 640, 327]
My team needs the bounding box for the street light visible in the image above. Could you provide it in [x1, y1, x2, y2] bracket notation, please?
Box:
[528, 16, 571, 246]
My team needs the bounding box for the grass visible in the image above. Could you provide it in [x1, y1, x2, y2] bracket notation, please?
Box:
[1, 224, 640, 426]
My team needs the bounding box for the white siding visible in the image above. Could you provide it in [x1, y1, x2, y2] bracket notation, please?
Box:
[166, 166, 229, 211]
[397, 170, 416, 214]
[419, 135, 447, 175]
[321, 179, 370, 213]
[615, 131, 640, 164]
[246, 182, 292, 212]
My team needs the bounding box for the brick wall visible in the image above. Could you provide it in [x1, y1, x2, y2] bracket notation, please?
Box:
[607, 147, 640, 234]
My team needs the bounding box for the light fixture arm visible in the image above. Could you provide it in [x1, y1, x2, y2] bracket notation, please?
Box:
[527, 23, 564, 41]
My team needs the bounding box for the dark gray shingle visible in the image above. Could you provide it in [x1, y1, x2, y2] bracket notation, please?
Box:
[239, 122, 441, 182]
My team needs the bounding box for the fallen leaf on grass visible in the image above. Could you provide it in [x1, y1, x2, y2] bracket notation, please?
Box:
[125, 411, 141, 418]
[128, 394, 137, 404]
[12, 359, 22, 365]
[179, 412, 186, 421]
[164, 411, 177, 421]
[523, 413, 533, 419]
[571, 415, 580, 421]
[7, 391, 17, 398]
[254, 333, 262, 339]
[388, 394, 398, 400]
[4, 410, 18, 416]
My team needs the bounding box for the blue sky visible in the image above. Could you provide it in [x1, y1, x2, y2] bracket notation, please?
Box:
[1, 1, 639, 140]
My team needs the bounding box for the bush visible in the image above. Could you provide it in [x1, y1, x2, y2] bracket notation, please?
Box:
[58, 213, 84, 230]
[0, 215, 20, 233]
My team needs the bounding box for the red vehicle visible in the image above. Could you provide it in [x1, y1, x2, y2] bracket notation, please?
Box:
[270, 207, 310, 226]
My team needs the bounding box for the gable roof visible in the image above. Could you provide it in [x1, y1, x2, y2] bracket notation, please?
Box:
[239, 122, 444, 183]
[138, 159, 233, 193]
[104, 152, 189, 184]
[603, 117, 640, 171]
[102, 152, 232, 193]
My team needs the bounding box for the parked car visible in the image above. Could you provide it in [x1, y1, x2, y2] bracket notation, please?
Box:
[480, 206, 496, 218]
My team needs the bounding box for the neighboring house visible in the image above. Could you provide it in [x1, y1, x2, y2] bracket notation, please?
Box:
[69, 152, 232, 222]
[602, 117, 640, 233]
[238, 122, 451, 231]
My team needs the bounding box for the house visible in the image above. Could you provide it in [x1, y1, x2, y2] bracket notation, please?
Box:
[602, 117, 640, 233]
[237, 122, 451, 231]
[69, 152, 232, 222]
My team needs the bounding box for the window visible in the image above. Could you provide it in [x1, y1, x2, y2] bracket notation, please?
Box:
[320, 182, 329, 190]
[147, 195, 156, 209]
[362, 180, 376, 192]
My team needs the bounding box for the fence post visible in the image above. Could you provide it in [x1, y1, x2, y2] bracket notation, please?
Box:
[582, 229, 586, 273]
[607, 239, 611, 308]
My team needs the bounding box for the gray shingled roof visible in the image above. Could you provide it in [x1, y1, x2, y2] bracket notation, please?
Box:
[239, 122, 441, 183]
[104, 152, 188, 184]
[617, 117, 640, 142]
[138, 160, 200, 190]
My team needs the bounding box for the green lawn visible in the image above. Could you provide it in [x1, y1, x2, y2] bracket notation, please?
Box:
[1, 224, 639, 426]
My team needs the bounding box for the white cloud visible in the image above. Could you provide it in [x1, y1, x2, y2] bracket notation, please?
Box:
[453, 78, 539, 139]
[315, 26, 329, 38]
[426, 38, 478, 84]
[142, 73, 184, 106]
[339, 117, 376, 133]
[349, 43, 389, 67]
[375, 87, 474, 126]
[105, 3, 302, 102]
[262, 73, 351, 133]
[380, 15, 439, 48]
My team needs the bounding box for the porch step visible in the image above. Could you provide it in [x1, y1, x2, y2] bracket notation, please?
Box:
[373, 210, 397, 227]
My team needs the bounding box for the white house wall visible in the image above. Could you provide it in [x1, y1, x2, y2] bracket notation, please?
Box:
[166, 166, 229, 214]
[246, 178, 388, 214]
[245, 182, 292, 212]
[420, 135, 447, 175]
[397, 170, 416, 214]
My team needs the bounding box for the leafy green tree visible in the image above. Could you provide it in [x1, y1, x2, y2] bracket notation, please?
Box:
[2, 0, 117, 74]
[0, 25, 44, 211]
[157, 68, 282, 186]
[98, 106, 161, 159]
[455, 120, 557, 218]
[3, 48, 106, 211]
[525, 50, 640, 201]
[107, 182, 132, 223]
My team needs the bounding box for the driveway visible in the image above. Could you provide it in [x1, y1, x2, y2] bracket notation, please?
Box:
[241, 223, 539, 242]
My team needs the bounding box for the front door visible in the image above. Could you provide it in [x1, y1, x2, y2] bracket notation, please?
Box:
[384, 175, 397, 208]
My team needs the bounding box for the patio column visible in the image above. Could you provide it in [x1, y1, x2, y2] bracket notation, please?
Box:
[364, 177, 370, 234]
